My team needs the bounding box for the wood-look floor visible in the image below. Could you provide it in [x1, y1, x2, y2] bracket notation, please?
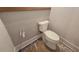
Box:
[19, 38, 58, 52]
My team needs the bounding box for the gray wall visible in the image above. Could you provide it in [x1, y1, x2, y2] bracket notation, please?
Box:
[49, 7, 79, 47]
[0, 10, 50, 46]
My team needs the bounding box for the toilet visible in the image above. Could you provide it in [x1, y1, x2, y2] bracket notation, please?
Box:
[38, 20, 60, 50]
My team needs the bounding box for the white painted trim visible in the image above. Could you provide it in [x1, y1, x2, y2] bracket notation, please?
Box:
[15, 34, 42, 51]
[61, 36, 79, 52]
[15, 33, 79, 52]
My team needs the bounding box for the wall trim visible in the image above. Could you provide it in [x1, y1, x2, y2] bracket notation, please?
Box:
[61, 36, 79, 52]
[15, 33, 79, 52]
[15, 34, 42, 51]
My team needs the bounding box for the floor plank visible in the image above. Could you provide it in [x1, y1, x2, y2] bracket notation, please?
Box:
[19, 38, 57, 52]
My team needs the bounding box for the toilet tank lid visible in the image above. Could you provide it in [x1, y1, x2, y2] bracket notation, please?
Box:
[38, 20, 49, 25]
[44, 30, 59, 41]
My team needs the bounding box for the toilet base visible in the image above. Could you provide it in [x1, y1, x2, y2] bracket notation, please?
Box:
[42, 35, 57, 50]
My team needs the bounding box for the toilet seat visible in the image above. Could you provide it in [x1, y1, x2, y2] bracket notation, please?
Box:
[43, 30, 60, 50]
[44, 30, 59, 41]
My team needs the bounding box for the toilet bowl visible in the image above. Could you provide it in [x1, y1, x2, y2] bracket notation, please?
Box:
[38, 20, 60, 50]
[43, 30, 59, 50]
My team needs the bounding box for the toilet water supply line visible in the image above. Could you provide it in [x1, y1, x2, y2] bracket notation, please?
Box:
[34, 42, 38, 51]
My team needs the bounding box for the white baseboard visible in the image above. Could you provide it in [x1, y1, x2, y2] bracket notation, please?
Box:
[61, 37, 79, 52]
[15, 34, 42, 51]
[15, 33, 79, 52]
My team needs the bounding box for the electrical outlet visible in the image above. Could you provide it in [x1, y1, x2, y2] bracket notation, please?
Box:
[22, 31, 26, 39]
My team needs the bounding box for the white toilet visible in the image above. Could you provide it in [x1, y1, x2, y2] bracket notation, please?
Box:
[38, 20, 60, 50]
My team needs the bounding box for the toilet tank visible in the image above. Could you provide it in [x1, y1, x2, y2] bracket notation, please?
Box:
[38, 20, 49, 32]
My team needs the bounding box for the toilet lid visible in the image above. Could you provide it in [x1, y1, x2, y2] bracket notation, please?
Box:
[44, 30, 59, 41]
